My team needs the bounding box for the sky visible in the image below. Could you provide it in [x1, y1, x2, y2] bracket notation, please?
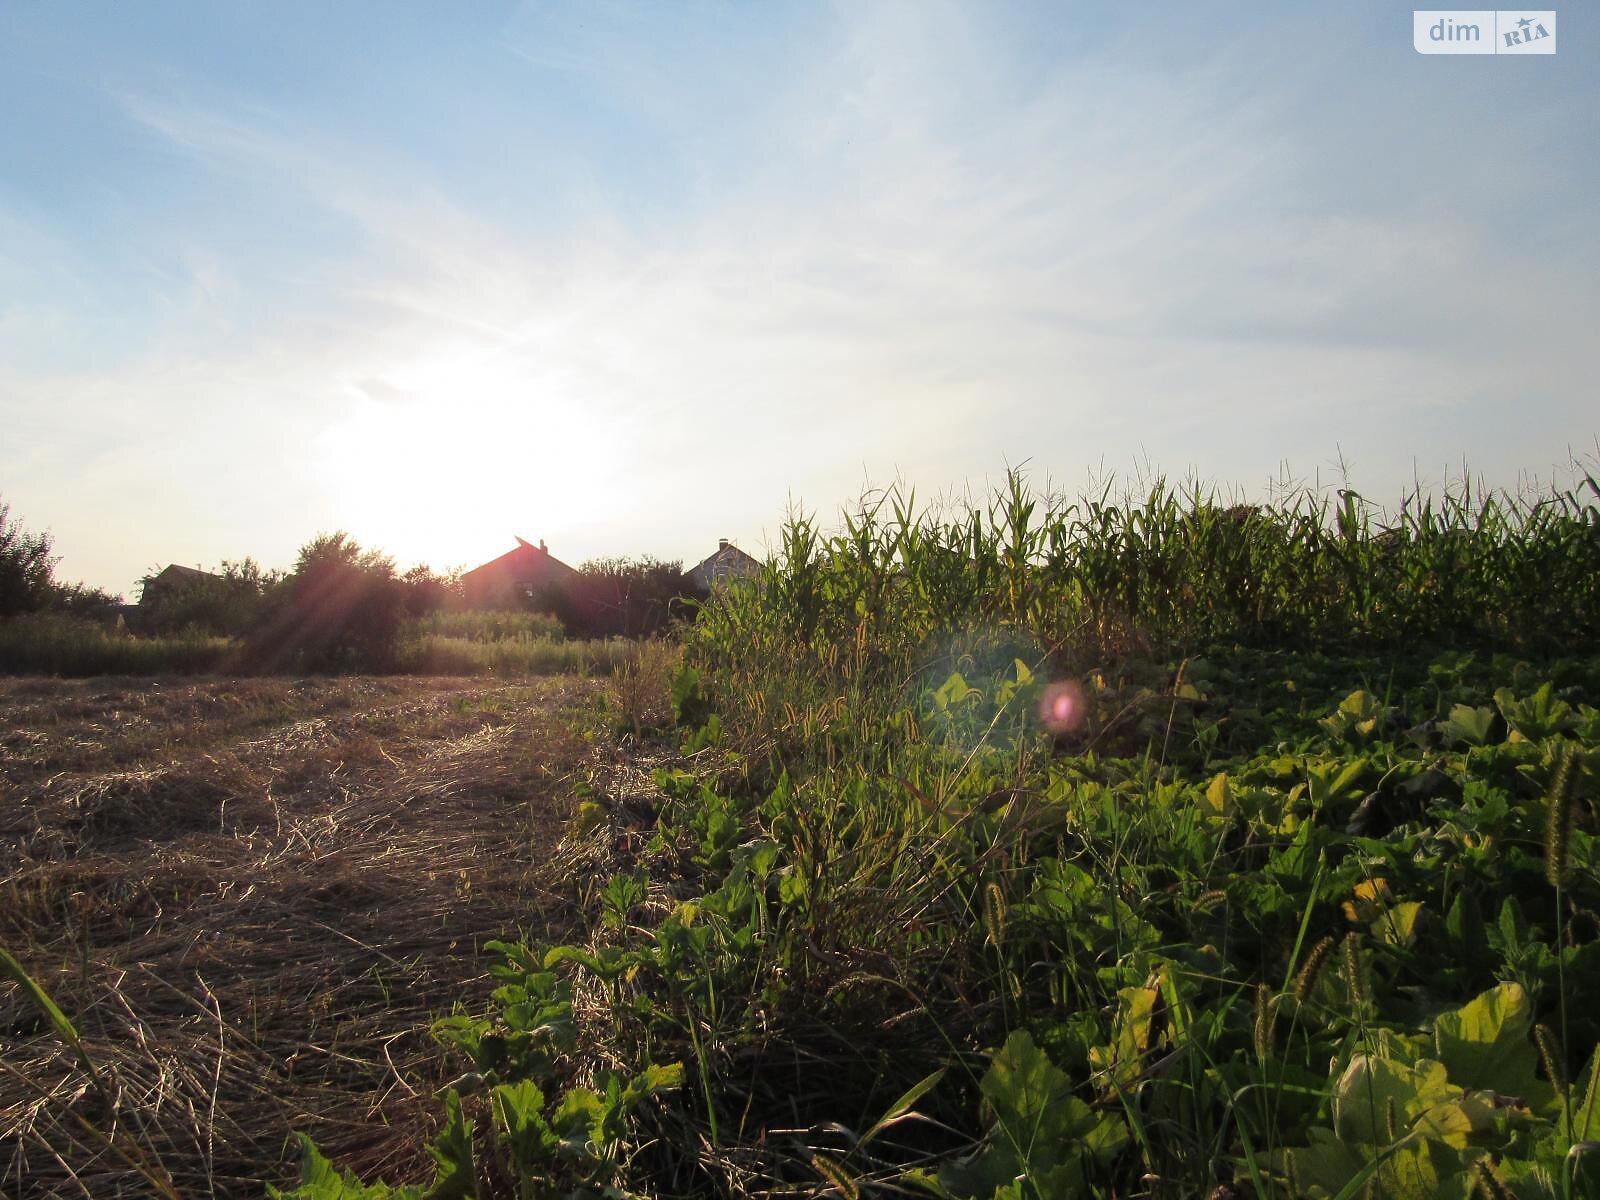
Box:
[1, 2, 1596, 596]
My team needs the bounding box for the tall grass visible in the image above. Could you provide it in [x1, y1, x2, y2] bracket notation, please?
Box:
[0, 612, 624, 678]
[0, 614, 229, 676]
[405, 609, 566, 642]
[690, 471, 1600, 760]
[396, 632, 633, 676]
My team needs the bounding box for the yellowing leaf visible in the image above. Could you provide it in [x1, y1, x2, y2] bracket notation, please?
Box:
[1433, 983, 1541, 1099]
[1342, 878, 1393, 925]
[1334, 1054, 1453, 1145]
[1092, 975, 1163, 1091]
[1373, 900, 1424, 947]
[1205, 772, 1230, 816]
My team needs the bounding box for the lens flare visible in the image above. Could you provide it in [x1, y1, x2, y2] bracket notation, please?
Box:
[1038, 680, 1087, 736]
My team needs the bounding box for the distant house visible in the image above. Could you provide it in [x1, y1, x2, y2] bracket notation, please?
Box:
[140, 564, 222, 606]
[689, 539, 762, 591]
[461, 537, 580, 609]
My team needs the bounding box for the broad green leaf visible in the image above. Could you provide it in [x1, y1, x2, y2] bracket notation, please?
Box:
[1444, 892, 1485, 956]
[492, 1080, 557, 1174]
[1342, 877, 1394, 925]
[422, 1090, 475, 1200]
[1496, 683, 1576, 741]
[268, 1134, 424, 1199]
[1091, 979, 1161, 1090]
[1410, 1098, 1481, 1148]
[552, 1086, 607, 1152]
[542, 944, 637, 981]
[1568, 1046, 1600, 1141]
[1017, 1162, 1087, 1200]
[1496, 897, 1529, 953]
[900, 1167, 959, 1199]
[1333, 1055, 1453, 1146]
[1433, 983, 1540, 1098]
[1362, 1137, 1459, 1200]
[1284, 1121, 1466, 1199]
[981, 1030, 1088, 1160]
[1440, 703, 1497, 747]
[777, 869, 808, 906]
[938, 1031, 1123, 1198]
[1332, 758, 1369, 797]
[1279, 1126, 1366, 1199]
[1320, 691, 1391, 742]
[933, 672, 979, 712]
[620, 1060, 684, 1110]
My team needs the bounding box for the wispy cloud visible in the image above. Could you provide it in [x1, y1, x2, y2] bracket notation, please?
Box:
[0, 2, 1593, 591]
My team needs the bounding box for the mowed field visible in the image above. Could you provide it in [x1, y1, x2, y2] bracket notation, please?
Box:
[1, 675, 603, 1198]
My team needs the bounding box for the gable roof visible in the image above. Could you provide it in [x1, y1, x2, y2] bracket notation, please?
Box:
[152, 564, 221, 584]
[460, 538, 580, 610]
[461, 536, 578, 582]
[689, 539, 762, 589]
[139, 563, 224, 605]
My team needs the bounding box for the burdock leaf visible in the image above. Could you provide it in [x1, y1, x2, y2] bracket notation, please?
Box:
[422, 1090, 475, 1200]
[1439, 704, 1497, 747]
[1433, 983, 1540, 1098]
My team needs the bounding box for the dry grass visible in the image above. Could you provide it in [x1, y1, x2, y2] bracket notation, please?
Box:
[0, 675, 604, 1198]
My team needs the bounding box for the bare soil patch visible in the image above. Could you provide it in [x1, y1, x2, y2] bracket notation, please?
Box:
[1, 675, 604, 1198]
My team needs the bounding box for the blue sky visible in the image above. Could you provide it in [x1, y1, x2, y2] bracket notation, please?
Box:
[1, 2, 1595, 594]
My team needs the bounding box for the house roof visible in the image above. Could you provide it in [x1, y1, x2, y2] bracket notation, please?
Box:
[689, 540, 762, 587]
[461, 536, 578, 583]
[154, 563, 221, 583]
[139, 564, 223, 605]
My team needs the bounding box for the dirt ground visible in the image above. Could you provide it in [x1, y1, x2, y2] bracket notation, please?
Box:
[0, 674, 605, 1198]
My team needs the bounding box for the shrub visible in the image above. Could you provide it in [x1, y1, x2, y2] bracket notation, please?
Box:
[548, 556, 702, 639]
[137, 559, 281, 636]
[50, 581, 122, 616]
[401, 564, 464, 617]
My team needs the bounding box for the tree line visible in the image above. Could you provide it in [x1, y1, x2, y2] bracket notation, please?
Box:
[1, 500, 705, 673]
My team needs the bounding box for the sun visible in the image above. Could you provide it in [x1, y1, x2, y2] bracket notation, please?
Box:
[315, 356, 621, 570]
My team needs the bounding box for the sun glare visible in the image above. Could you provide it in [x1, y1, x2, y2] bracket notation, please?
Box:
[316, 356, 621, 570]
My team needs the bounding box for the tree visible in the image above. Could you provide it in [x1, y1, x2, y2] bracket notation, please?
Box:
[243, 532, 404, 672]
[0, 499, 59, 618]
